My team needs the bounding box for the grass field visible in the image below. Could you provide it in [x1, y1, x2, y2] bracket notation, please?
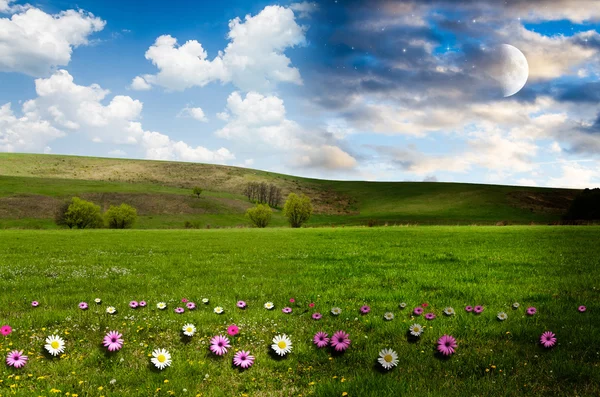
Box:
[1, 226, 599, 396]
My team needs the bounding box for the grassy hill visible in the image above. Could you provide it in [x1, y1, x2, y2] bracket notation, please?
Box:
[0, 153, 580, 229]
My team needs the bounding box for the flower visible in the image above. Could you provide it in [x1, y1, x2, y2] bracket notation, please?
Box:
[383, 312, 394, 321]
[31, 301, 39, 307]
[186, 302, 196, 310]
[578, 305, 586, 312]
[409, 323, 423, 337]
[94, 298, 101, 304]
[437, 335, 457, 356]
[214, 306, 224, 314]
[313, 332, 329, 348]
[540, 331, 557, 348]
[282, 307, 292, 314]
[331, 307, 342, 315]
[139, 301, 147, 307]
[378, 348, 398, 370]
[209, 335, 231, 356]
[78, 302, 88, 310]
[360, 305, 371, 314]
[202, 298, 209, 304]
[106, 306, 117, 314]
[181, 298, 188, 303]
[103, 331, 123, 351]
[474, 305, 484, 314]
[512, 302, 520, 309]
[497, 312, 508, 321]
[1, 325, 12, 336]
[182, 324, 196, 337]
[263, 302, 274, 310]
[289, 298, 295, 303]
[157, 302, 167, 310]
[271, 334, 292, 356]
[227, 324, 239, 336]
[425, 313, 436, 320]
[174, 307, 184, 314]
[237, 301, 247, 309]
[331, 331, 351, 352]
[465, 306, 473, 312]
[129, 301, 139, 309]
[309, 302, 315, 308]
[233, 350, 255, 369]
[526, 307, 537, 316]
[443, 307, 455, 316]
[399, 302, 407, 309]
[6, 350, 27, 368]
[45, 335, 65, 356]
[312, 313, 322, 320]
[151, 348, 172, 370]
[421, 303, 429, 308]
[413, 307, 423, 316]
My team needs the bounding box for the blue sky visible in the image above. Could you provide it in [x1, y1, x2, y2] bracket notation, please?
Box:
[1, 0, 600, 188]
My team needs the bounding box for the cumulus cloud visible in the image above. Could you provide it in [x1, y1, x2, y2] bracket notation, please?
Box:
[0, 7, 105, 76]
[129, 76, 152, 91]
[132, 5, 307, 92]
[141, 129, 234, 163]
[0, 102, 64, 152]
[178, 107, 208, 122]
[547, 162, 600, 188]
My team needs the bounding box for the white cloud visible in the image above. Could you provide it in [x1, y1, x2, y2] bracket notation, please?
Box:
[0, 7, 105, 76]
[129, 76, 152, 91]
[108, 149, 126, 156]
[547, 162, 600, 188]
[0, 0, 29, 13]
[289, 2, 318, 18]
[134, 5, 307, 92]
[179, 106, 208, 122]
[0, 102, 64, 152]
[141, 129, 234, 163]
[216, 112, 230, 121]
[509, 0, 600, 23]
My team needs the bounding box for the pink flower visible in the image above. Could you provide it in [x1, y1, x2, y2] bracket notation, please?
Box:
[540, 331, 557, 348]
[313, 332, 329, 348]
[227, 324, 239, 336]
[421, 303, 429, 308]
[233, 350, 255, 369]
[282, 307, 292, 314]
[312, 313, 322, 320]
[79, 302, 88, 310]
[437, 335, 457, 356]
[360, 305, 371, 314]
[413, 307, 423, 316]
[330, 331, 351, 352]
[103, 331, 124, 352]
[526, 307, 537, 316]
[186, 302, 196, 310]
[308, 302, 315, 308]
[465, 306, 473, 312]
[578, 305, 586, 313]
[129, 301, 138, 309]
[1, 325, 12, 336]
[6, 350, 27, 368]
[209, 335, 230, 356]
[474, 305, 484, 314]
[174, 307, 185, 314]
[139, 301, 147, 307]
[237, 301, 247, 309]
[425, 313, 436, 320]
[181, 298, 189, 303]
[31, 301, 39, 307]
[289, 298, 295, 303]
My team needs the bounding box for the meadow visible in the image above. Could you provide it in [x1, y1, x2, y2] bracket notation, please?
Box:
[1, 226, 599, 396]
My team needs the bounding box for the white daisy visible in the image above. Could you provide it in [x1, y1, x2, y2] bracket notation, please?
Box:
[106, 306, 116, 314]
[399, 302, 407, 309]
[513, 302, 520, 309]
[264, 302, 274, 310]
[182, 323, 196, 336]
[497, 312, 508, 321]
[331, 307, 342, 315]
[151, 348, 171, 370]
[202, 298, 209, 304]
[157, 302, 167, 310]
[44, 335, 65, 356]
[383, 312, 394, 321]
[378, 348, 398, 370]
[214, 306, 224, 314]
[409, 323, 423, 337]
[444, 307, 455, 316]
[94, 298, 101, 304]
[271, 334, 292, 356]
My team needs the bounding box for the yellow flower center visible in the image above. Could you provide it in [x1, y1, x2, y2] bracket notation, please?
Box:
[384, 354, 393, 363]
[51, 341, 59, 349]
[157, 354, 166, 363]
[186, 327, 192, 332]
[278, 341, 287, 349]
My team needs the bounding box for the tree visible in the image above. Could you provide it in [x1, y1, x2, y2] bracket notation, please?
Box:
[192, 186, 203, 198]
[243, 182, 282, 207]
[246, 204, 272, 228]
[54, 200, 73, 228]
[62, 197, 103, 229]
[105, 203, 138, 229]
[564, 188, 600, 220]
[283, 193, 313, 228]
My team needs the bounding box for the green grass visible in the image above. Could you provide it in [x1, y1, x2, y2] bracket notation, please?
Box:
[1, 226, 598, 396]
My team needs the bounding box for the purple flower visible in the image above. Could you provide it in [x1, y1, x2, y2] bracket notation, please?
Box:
[312, 312, 322, 320]
[578, 305, 586, 313]
[360, 305, 371, 314]
[78, 302, 88, 310]
[174, 307, 185, 314]
[103, 331, 123, 352]
[540, 331, 556, 348]
[6, 350, 28, 368]
[282, 307, 292, 314]
[31, 301, 39, 307]
[227, 324, 239, 336]
[330, 331, 351, 352]
[526, 307, 537, 316]
[237, 301, 247, 309]
[209, 335, 230, 356]
[437, 335, 457, 356]
[186, 302, 196, 310]
[465, 306, 473, 312]
[129, 301, 138, 309]
[413, 307, 423, 316]
[425, 313, 436, 320]
[313, 332, 329, 348]
[139, 301, 147, 307]
[474, 305, 484, 314]
[233, 350, 254, 368]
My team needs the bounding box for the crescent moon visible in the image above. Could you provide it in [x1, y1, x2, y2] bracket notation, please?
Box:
[488, 44, 529, 97]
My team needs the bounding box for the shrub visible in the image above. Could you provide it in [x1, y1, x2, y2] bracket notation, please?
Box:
[54, 200, 72, 228]
[105, 203, 138, 229]
[192, 187, 203, 198]
[564, 188, 600, 220]
[246, 204, 272, 228]
[283, 193, 313, 228]
[62, 197, 103, 229]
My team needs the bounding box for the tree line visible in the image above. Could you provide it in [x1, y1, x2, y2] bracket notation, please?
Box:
[243, 182, 282, 208]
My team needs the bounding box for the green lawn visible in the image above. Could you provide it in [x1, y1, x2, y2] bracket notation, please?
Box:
[0, 226, 598, 396]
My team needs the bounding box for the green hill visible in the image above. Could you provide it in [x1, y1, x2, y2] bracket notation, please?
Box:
[0, 153, 579, 229]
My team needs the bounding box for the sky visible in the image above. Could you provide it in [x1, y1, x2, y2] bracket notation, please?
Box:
[1, 0, 600, 188]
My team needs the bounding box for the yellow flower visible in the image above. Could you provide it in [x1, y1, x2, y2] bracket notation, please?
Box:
[342, 393, 348, 396]
[98, 386, 104, 391]
[308, 382, 315, 386]
[164, 379, 169, 383]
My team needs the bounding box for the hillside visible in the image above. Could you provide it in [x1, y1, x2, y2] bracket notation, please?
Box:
[0, 153, 579, 229]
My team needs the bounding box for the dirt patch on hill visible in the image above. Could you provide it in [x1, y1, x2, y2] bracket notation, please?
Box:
[507, 190, 578, 214]
[0, 195, 60, 218]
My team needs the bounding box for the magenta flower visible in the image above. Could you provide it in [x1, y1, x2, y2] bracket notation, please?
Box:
[578, 305, 586, 313]
[474, 305, 484, 314]
[313, 332, 329, 348]
[103, 331, 124, 352]
[139, 301, 147, 307]
[421, 302, 429, 308]
[465, 306, 473, 312]
[309, 302, 315, 308]
[437, 335, 457, 356]
[360, 305, 371, 314]
[31, 301, 39, 307]
[174, 307, 185, 314]
[413, 307, 423, 316]
[209, 335, 231, 356]
[186, 302, 196, 310]
[227, 324, 239, 336]
[181, 298, 189, 303]
[79, 302, 88, 310]
[425, 313, 436, 320]
[1, 325, 12, 336]
[233, 350, 255, 369]
[312, 312, 322, 320]
[330, 331, 351, 352]
[282, 307, 292, 314]
[6, 350, 27, 368]
[526, 307, 537, 316]
[129, 301, 139, 309]
[237, 301, 247, 309]
[289, 298, 295, 303]
[540, 331, 557, 348]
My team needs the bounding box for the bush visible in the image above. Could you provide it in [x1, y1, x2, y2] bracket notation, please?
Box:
[564, 188, 600, 220]
[54, 200, 72, 228]
[105, 204, 138, 229]
[283, 193, 313, 228]
[192, 186, 203, 198]
[62, 197, 103, 229]
[246, 204, 272, 228]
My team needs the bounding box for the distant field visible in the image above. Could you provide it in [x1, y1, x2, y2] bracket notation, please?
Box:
[0, 226, 598, 396]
